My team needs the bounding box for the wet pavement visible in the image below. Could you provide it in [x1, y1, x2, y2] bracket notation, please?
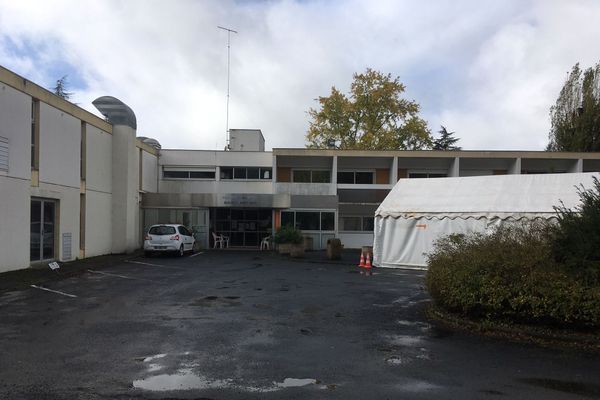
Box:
[0, 251, 599, 399]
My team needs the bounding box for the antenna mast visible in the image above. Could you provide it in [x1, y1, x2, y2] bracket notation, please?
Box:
[218, 25, 237, 150]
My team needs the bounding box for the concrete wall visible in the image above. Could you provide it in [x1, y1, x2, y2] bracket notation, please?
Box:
[85, 125, 113, 257]
[38, 103, 81, 188]
[142, 150, 158, 192]
[0, 85, 31, 271]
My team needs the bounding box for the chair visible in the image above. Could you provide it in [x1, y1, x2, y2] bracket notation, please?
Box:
[221, 234, 230, 248]
[260, 236, 271, 250]
[212, 232, 224, 249]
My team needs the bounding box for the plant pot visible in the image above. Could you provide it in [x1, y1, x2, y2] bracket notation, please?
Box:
[290, 243, 305, 258]
[278, 243, 292, 255]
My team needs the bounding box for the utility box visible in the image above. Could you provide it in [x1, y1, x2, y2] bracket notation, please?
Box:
[229, 129, 265, 152]
[326, 238, 343, 260]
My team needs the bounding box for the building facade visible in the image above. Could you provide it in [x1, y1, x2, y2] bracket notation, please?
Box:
[2, 65, 600, 272]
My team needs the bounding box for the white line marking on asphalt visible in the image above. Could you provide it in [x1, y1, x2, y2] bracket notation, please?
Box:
[189, 252, 204, 258]
[87, 269, 159, 283]
[126, 260, 186, 270]
[30, 285, 77, 298]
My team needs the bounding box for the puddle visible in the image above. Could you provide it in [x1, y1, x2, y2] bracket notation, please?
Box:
[143, 354, 167, 362]
[275, 378, 318, 388]
[397, 380, 442, 392]
[385, 334, 424, 347]
[225, 296, 240, 300]
[386, 355, 412, 365]
[204, 296, 218, 300]
[133, 369, 231, 391]
[519, 378, 600, 397]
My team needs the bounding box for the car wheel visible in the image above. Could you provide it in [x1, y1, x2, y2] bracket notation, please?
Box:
[178, 245, 184, 257]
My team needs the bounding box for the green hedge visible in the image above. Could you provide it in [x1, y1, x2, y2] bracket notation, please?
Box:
[426, 223, 600, 328]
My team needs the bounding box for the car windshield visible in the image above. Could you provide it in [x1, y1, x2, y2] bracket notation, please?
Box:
[148, 226, 176, 235]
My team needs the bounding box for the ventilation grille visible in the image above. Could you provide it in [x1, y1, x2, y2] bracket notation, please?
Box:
[62, 233, 72, 260]
[0, 136, 8, 171]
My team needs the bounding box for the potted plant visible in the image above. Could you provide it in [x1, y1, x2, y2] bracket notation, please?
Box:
[274, 225, 304, 256]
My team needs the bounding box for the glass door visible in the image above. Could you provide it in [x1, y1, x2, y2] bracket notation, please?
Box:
[30, 199, 56, 262]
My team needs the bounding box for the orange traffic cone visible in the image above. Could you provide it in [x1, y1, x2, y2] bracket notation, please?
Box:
[365, 253, 372, 275]
[358, 252, 366, 268]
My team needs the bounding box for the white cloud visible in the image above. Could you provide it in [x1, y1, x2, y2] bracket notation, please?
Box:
[1, 0, 600, 150]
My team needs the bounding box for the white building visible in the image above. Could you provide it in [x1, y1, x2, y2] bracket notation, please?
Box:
[2, 65, 600, 273]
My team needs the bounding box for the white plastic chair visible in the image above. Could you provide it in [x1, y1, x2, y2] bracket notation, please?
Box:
[260, 236, 271, 250]
[221, 234, 230, 248]
[212, 232, 224, 249]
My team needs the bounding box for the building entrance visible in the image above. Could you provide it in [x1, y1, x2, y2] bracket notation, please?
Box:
[212, 208, 272, 247]
[30, 198, 57, 262]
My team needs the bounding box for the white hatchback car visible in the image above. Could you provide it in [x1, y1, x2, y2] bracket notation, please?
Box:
[144, 224, 195, 257]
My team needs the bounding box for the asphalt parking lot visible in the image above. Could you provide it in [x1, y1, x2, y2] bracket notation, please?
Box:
[1, 251, 599, 400]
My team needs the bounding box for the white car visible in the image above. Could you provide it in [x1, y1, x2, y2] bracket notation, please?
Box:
[144, 224, 195, 257]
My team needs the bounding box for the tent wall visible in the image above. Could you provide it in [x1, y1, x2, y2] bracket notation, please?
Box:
[374, 216, 505, 269]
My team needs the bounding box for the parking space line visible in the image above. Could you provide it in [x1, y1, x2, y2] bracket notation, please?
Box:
[87, 269, 160, 283]
[30, 285, 77, 298]
[126, 260, 187, 270]
[189, 252, 204, 258]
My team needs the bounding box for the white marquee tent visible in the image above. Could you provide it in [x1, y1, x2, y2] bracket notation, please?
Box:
[373, 172, 599, 269]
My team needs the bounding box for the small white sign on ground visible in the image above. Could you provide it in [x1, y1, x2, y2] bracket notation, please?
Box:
[48, 261, 60, 270]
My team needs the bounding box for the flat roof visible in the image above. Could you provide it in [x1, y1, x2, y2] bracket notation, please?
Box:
[273, 148, 600, 159]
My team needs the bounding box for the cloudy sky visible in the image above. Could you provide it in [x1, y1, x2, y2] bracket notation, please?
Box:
[1, 0, 599, 151]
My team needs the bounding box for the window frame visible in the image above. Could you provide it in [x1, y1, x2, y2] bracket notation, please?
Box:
[292, 169, 331, 183]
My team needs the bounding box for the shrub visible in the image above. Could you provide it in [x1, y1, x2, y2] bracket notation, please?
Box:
[273, 225, 303, 245]
[550, 177, 600, 285]
[426, 222, 600, 328]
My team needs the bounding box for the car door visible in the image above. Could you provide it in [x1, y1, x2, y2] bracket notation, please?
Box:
[179, 226, 193, 250]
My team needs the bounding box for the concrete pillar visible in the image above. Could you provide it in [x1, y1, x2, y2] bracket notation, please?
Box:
[509, 158, 521, 174]
[111, 124, 139, 253]
[449, 157, 460, 177]
[391, 156, 398, 183]
[331, 155, 338, 195]
[568, 159, 583, 173]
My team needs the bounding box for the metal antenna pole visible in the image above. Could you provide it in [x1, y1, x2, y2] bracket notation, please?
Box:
[218, 26, 237, 150]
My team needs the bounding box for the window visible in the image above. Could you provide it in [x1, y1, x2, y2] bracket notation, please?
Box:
[163, 169, 215, 179]
[149, 225, 176, 235]
[341, 216, 375, 231]
[293, 170, 331, 183]
[296, 212, 320, 230]
[337, 171, 374, 184]
[178, 226, 192, 236]
[292, 170, 311, 183]
[408, 172, 447, 179]
[280, 211, 335, 231]
[220, 166, 272, 180]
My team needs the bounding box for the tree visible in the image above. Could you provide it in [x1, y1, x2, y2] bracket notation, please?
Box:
[547, 62, 600, 152]
[433, 126, 461, 150]
[306, 69, 432, 150]
[52, 75, 73, 100]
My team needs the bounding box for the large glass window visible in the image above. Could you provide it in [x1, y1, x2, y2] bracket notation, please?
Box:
[163, 170, 215, 179]
[293, 170, 311, 183]
[321, 212, 335, 231]
[293, 170, 331, 183]
[409, 172, 447, 178]
[296, 212, 320, 230]
[341, 216, 375, 231]
[337, 171, 374, 184]
[280, 210, 335, 231]
[220, 166, 272, 180]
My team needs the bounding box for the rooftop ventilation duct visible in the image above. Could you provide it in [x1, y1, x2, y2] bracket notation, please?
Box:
[92, 96, 137, 130]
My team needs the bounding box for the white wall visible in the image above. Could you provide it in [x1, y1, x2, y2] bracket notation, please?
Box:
[339, 232, 374, 249]
[0, 176, 30, 271]
[0, 84, 30, 179]
[142, 150, 158, 192]
[38, 103, 80, 188]
[86, 125, 112, 193]
[85, 191, 112, 257]
[160, 149, 272, 167]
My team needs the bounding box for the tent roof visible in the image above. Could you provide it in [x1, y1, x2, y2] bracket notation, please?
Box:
[375, 172, 599, 219]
